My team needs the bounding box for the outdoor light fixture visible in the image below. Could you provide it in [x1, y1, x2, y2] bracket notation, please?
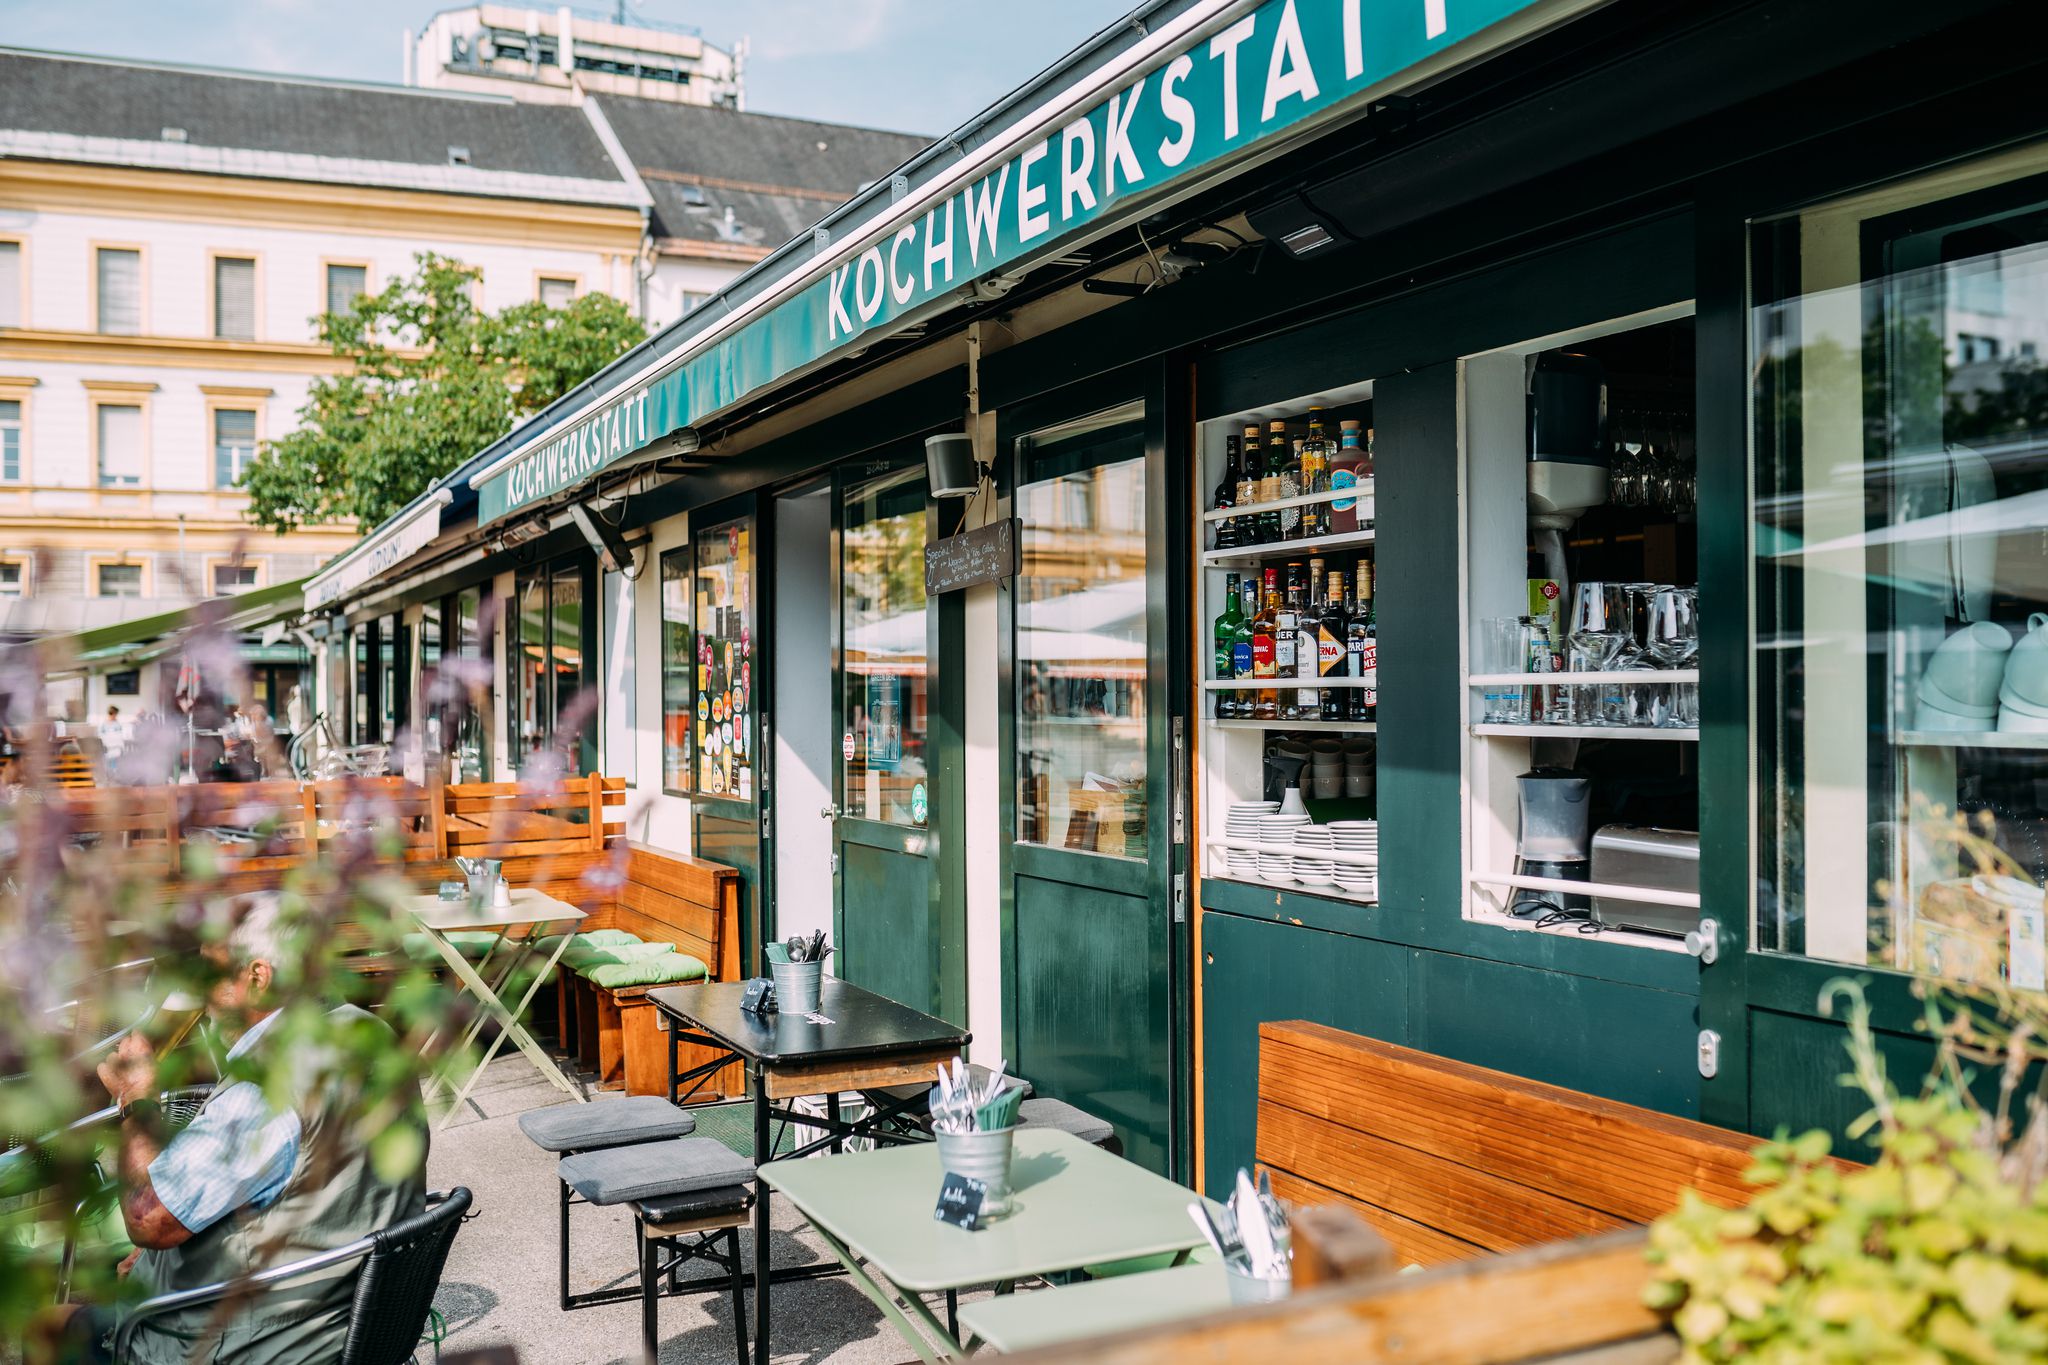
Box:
[925, 432, 987, 499]
[568, 500, 640, 577]
[1247, 192, 1352, 258]
[498, 518, 549, 548]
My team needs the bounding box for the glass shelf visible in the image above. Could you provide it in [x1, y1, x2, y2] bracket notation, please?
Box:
[1214, 719, 1377, 732]
[1201, 482, 1374, 523]
[1200, 528, 1378, 567]
[1472, 723, 1697, 741]
[1204, 678, 1370, 689]
[1893, 730, 2048, 751]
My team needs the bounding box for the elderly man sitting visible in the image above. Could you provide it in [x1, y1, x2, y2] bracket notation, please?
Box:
[33, 893, 428, 1364]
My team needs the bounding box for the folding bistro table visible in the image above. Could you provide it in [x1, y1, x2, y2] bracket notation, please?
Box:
[649, 977, 968, 1365]
[408, 888, 586, 1127]
[762, 1129, 1209, 1364]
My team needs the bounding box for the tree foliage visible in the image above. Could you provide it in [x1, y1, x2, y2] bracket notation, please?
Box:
[241, 253, 646, 533]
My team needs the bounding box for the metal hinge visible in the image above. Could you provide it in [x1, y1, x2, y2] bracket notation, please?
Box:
[1171, 715, 1187, 846]
[1173, 872, 1187, 923]
[1696, 1029, 1721, 1079]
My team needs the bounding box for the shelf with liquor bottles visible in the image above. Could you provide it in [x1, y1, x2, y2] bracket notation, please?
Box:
[1197, 380, 1382, 906]
[1460, 307, 1703, 951]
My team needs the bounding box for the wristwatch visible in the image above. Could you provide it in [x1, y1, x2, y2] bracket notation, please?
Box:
[119, 1095, 163, 1125]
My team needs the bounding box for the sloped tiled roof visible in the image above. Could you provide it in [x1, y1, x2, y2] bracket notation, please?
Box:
[592, 94, 927, 251]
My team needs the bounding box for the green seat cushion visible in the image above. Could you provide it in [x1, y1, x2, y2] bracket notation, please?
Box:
[400, 929, 503, 963]
[572, 941, 676, 971]
[554, 931, 647, 969]
[581, 952, 709, 990]
[1081, 1244, 1218, 1279]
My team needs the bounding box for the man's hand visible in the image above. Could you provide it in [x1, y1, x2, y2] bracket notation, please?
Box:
[117, 1248, 142, 1277]
[97, 1030, 158, 1108]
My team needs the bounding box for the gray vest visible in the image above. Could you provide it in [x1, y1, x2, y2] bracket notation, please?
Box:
[127, 1005, 428, 1364]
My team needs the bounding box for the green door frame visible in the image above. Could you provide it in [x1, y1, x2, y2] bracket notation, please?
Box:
[691, 489, 768, 977]
[994, 356, 1193, 1180]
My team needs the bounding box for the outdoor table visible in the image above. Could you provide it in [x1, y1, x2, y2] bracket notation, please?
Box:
[761, 1128, 1208, 1364]
[957, 1260, 1227, 1354]
[648, 977, 968, 1365]
[408, 888, 585, 1128]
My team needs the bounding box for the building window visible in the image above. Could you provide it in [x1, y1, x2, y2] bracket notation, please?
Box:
[213, 408, 257, 488]
[0, 241, 20, 328]
[211, 563, 258, 595]
[0, 399, 20, 482]
[1958, 332, 2002, 365]
[96, 248, 141, 335]
[0, 562, 24, 597]
[213, 256, 256, 340]
[325, 263, 368, 317]
[511, 558, 595, 776]
[97, 563, 143, 598]
[691, 518, 754, 802]
[96, 404, 143, 486]
[537, 276, 576, 308]
[105, 669, 140, 696]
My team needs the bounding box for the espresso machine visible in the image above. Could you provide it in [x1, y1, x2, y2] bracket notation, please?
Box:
[1511, 767, 1592, 917]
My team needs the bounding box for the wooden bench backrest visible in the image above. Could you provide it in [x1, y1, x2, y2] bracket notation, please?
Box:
[1256, 1020, 1757, 1267]
[600, 842, 741, 983]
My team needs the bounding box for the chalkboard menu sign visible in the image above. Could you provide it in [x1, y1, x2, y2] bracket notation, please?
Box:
[933, 1171, 989, 1230]
[925, 518, 1018, 595]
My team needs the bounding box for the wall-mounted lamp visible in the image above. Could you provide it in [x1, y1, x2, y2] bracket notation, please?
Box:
[925, 432, 987, 499]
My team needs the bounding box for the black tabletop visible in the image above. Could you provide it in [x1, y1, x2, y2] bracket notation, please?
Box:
[648, 978, 968, 1066]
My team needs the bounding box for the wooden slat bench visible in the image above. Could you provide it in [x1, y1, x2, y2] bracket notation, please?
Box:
[1255, 1021, 1761, 1267]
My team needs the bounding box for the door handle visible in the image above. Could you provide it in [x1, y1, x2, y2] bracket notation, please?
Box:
[1684, 917, 1720, 965]
[820, 804, 842, 820]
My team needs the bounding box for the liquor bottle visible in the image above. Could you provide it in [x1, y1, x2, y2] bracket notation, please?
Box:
[1212, 436, 1242, 550]
[1349, 560, 1377, 723]
[1213, 573, 1243, 718]
[1330, 420, 1367, 534]
[1277, 562, 1305, 720]
[1275, 420, 1301, 540]
[1231, 574, 1257, 688]
[1251, 568, 1281, 721]
[1299, 409, 1332, 538]
[1319, 568, 1349, 720]
[1251, 424, 1278, 544]
[1235, 428, 1261, 544]
[1294, 563, 1320, 719]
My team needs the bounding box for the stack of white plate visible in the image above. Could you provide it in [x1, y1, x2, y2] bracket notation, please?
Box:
[1257, 811, 1311, 882]
[1330, 819, 1379, 900]
[1225, 801, 1277, 880]
[1291, 824, 1337, 888]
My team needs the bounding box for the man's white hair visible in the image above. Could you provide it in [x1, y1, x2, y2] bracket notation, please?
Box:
[227, 891, 294, 967]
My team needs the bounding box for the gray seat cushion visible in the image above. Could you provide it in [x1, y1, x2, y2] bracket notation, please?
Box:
[518, 1097, 695, 1153]
[1016, 1097, 1115, 1147]
[559, 1137, 755, 1206]
[636, 1184, 755, 1226]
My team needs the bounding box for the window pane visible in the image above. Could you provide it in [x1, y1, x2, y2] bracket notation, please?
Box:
[549, 566, 587, 774]
[693, 516, 754, 802]
[97, 563, 142, 597]
[214, 257, 255, 340]
[0, 242, 19, 328]
[1753, 148, 2048, 991]
[378, 613, 397, 743]
[442, 588, 490, 781]
[1015, 403, 1148, 856]
[0, 398, 19, 482]
[0, 563, 22, 596]
[96, 249, 140, 335]
[661, 547, 693, 793]
[211, 564, 258, 594]
[538, 277, 575, 308]
[352, 626, 370, 742]
[213, 408, 256, 488]
[843, 470, 928, 825]
[97, 405, 142, 486]
[325, 264, 367, 317]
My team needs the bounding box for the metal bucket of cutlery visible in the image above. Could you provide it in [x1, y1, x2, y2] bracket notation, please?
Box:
[1224, 1264, 1291, 1305]
[935, 1125, 1016, 1215]
[769, 959, 824, 1014]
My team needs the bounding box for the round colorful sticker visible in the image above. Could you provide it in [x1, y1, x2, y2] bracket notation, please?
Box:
[842, 732, 856, 761]
[910, 782, 928, 825]
[721, 720, 733, 746]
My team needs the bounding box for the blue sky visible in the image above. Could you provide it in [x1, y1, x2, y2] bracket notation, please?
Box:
[0, 0, 1137, 136]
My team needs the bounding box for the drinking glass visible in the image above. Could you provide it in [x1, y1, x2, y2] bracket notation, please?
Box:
[1478, 616, 1522, 723]
[1567, 582, 1626, 725]
[1647, 587, 1699, 727]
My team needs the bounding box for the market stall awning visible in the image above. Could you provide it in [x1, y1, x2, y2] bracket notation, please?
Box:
[34, 578, 310, 679]
[466, 0, 1586, 529]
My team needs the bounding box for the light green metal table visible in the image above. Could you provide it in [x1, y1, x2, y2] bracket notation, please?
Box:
[957, 1260, 1230, 1353]
[759, 1128, 1206, 1363]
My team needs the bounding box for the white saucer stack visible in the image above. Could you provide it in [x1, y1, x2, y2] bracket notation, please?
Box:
[1291, 824, 1337, 888]
[1257, 811, 1311, 882]
[1330, 820, 1379, 900]
[1225, 801, 1277, 880]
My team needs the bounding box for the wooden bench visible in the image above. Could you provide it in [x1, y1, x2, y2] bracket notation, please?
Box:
[1255, 1020, 1761, 1267]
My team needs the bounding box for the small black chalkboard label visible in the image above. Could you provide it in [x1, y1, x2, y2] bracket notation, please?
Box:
[933, 1172, 988, 1230]
[925, 518, 1019, 595]
[739, 978, 777, 1014]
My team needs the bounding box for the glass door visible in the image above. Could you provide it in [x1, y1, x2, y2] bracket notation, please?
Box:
[1002, 383, 1186, 1176]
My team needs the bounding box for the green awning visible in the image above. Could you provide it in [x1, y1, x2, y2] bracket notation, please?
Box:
[40, 579, 309, 678]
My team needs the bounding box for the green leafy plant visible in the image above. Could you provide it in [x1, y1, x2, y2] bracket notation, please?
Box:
[1646, 973, 2048, 1361]
[240, 252, 646, 533]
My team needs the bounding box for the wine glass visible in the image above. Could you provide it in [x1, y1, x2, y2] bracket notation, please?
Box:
[1647, 587, 1699, 727]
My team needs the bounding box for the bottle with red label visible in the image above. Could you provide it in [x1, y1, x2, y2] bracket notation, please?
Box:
[1348, 560, 1377, 723]
[1318, 568, 1350, 720]
[1251, 567, 1281, 721]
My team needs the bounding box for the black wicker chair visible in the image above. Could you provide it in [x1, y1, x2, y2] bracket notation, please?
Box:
[111, 1187, 473, 1365]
